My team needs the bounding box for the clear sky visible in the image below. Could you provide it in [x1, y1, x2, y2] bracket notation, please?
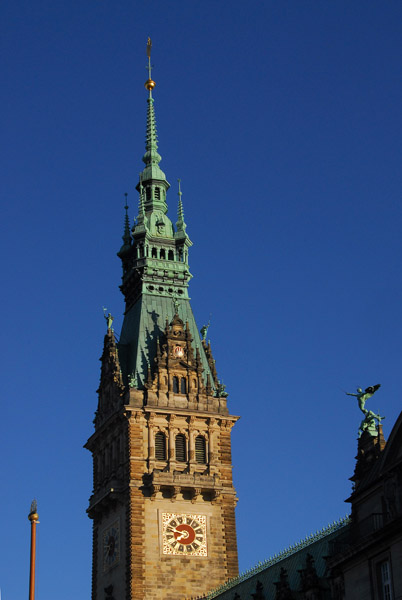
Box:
[1, 1, 401, 598]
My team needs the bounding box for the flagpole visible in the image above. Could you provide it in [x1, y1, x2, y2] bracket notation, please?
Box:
[28, 500, 39, 600]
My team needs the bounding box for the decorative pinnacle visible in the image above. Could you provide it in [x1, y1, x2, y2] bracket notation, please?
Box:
[176, 179, 187, 232]
[145, 37, 156, 94]
[122, 193, 131, 245]
[137, 174, 145, 223]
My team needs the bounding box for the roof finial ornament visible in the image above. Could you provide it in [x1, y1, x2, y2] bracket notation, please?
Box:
[176, 178, 187, 232]
[103, 307, 114, 331]
[145, 37, 156, 95]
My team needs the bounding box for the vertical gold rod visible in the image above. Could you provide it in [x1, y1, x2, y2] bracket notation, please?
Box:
[28, 503, 39, 600]
[29, 519, 36, 600]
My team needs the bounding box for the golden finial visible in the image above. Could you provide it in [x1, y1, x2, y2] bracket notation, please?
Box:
[28, 498, 39, 522]
[145, 37, 156, 92]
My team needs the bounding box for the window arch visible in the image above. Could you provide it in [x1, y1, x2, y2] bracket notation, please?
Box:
[160, 248, 166, 259]
[175, 434, 187, 462]
[151, 247, 157, 258]
[195, 436, 207, 464]
[172, 376, 179, 393]
[155, 432, 166, 461]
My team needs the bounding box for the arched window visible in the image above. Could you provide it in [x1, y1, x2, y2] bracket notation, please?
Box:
[172, 376, 179, 393]
[180, 377, 186, 394]
[160, 249, 166, 259]
[195, 436, 207, 464]
[175, 434, 186, 462]
[155, 432, 166, 461]
[168, 250, 174, 261]
[151, 247, 157, 258]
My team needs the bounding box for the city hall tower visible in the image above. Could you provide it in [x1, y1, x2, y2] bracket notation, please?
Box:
[85, 41, 239, 599]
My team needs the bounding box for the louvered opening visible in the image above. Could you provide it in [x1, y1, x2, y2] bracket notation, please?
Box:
[155, 432, 166, 461]
[195, 436, 206, 464]
[175, 434, 186, 462]
[154, 187, 160, 200]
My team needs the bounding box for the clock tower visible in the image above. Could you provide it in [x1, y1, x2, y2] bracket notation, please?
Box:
[85, 41, 239, 600]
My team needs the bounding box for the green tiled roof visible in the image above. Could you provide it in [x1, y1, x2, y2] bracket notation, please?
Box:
[205, 516, 350, 599]
[119, 294, 215, 390]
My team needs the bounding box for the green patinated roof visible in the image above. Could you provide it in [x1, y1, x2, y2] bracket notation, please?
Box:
[117, 68, 213, 391]
[118, 295, 214, 390]
[206, 516, 351, 599]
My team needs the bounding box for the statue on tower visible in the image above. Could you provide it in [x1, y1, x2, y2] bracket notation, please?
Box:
[345, 384, 384, 437]
[103, 307, 114, 331]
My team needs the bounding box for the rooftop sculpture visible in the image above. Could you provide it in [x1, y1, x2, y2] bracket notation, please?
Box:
[345, 384, 384, 437]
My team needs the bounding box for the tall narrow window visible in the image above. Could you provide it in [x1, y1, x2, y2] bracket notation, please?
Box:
[168, 250, 174, 261]
[160, 249, 166, 259]
[155, 432, 166, 461]
[154, 187, 160, 200]
[195, 436, 207, 464]
[172, 376, 179, 393]
[180, 377, 187, 394]
[151, 247, 157, 258]
[146, 187, 151, 201]
[175, 434, 186, 462]
[379, 561, 393, 600]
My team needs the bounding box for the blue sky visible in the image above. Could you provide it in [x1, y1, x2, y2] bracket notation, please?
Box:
[1, 1, 402, 598]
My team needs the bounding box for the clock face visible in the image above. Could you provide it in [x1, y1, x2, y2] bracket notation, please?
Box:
[173, 345, 184, 358]
[162, 513, 207, 556]
[103, 520, 120, 571]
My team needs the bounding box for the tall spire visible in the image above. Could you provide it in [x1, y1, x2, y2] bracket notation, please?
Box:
[137, 38, 169, 210]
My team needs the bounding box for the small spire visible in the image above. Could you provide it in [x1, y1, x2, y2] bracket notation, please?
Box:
[136, 175, 146, 225]
[176, 179, 187, 232]
[118, 193, 132, 254]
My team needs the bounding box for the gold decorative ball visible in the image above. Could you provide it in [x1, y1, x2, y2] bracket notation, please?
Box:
[145, 78, 156, 91]
[28, 511, 39, 522]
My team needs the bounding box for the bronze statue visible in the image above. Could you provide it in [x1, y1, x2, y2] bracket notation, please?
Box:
[346, 384, 384, 437]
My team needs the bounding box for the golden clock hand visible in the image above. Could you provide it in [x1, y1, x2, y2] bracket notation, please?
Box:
[168, 527, 190, 540]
